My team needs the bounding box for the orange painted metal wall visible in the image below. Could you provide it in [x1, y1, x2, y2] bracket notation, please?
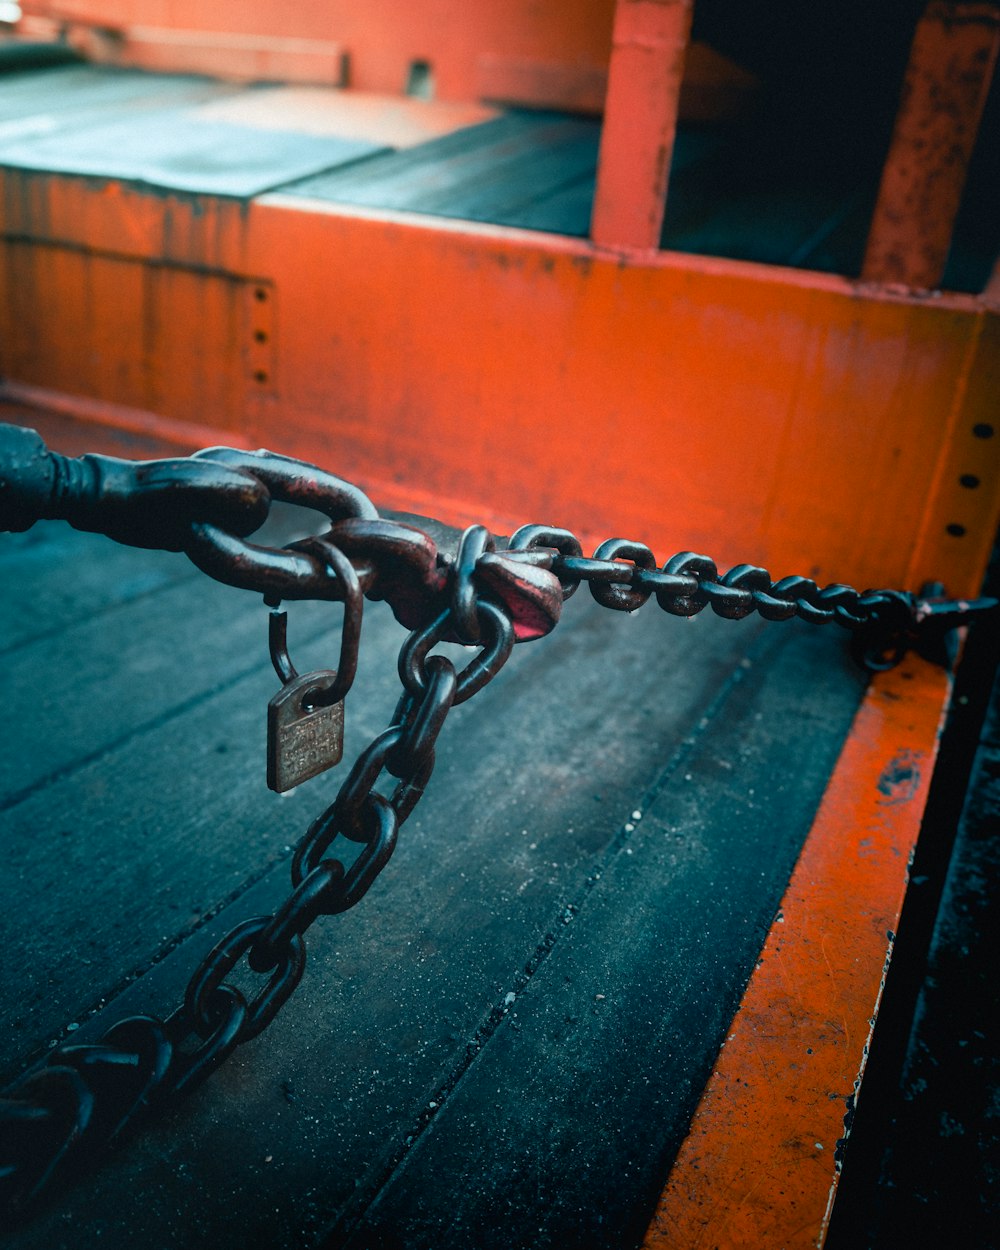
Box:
[1, 173, 997, 600]
[21, 0, 617, 107]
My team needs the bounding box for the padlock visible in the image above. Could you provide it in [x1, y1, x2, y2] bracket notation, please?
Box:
[267, 668, 344, 793]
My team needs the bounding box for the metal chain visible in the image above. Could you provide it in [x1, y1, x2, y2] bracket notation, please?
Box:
[0, 580, 512, 1214]
[0, 423, 996, 1214]
[1, 424, 991, 659]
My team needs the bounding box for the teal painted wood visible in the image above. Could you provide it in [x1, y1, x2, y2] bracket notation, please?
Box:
[0, 67, 386, 197]
[1, 519, 867, 1249]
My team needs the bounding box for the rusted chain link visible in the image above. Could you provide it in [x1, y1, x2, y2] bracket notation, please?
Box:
[0, 423, 996, 1214]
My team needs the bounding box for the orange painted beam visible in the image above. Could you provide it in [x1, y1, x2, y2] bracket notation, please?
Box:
[906, 310, 1000, 597]
[643, 654, 952, 1249]
[65, 25, 350, 86]
[862, 1, 1000, 289]
[591, 0, 693, 250]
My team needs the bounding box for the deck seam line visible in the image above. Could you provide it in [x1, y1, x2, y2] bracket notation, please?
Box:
[0, 846, 297, 1087]
[0, 616, 332, 815]
[324, 622, 802, 1245]
[0, 564, 201, 659]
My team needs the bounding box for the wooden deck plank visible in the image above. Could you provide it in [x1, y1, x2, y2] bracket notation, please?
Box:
[0, 526, 194, 655]
[420, 130, 598, 221]
[337, 626, 868, 1250]
[0, 69, 387, 199]
[0, 106, 386, 198]
[0, 64, 241, 136]
[284, 113, 540, 204]
[2, 531, 868, 1248]
[504, 175, 597, 236]
[0, 590, 405, 1080]
[0, 580, 755, 1075]
[288, 113, 599, 219]
[660, 180, 868, 275]
[1, 558, 266, 804]
[0, 509, 355, 804]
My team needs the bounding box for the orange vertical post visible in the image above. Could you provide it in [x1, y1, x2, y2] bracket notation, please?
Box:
[862, 1, 1000, 289]
[590, 0, 693, 251]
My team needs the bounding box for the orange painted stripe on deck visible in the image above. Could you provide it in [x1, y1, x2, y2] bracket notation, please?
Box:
[643, 654, 952, 1250]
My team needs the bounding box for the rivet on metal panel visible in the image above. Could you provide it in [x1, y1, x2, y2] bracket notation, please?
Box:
[245, 280, 276, 394]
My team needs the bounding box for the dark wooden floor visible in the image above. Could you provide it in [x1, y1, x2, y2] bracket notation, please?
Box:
[287, 109, 879, 276]
[0, 511, 868, 1249]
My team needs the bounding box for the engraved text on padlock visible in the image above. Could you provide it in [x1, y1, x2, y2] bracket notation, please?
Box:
[267, 669, 344, 793]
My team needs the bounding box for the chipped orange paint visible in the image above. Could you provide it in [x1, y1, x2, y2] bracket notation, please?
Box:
[643, 655, 952, 1250]
[862, 1, 1000, 289]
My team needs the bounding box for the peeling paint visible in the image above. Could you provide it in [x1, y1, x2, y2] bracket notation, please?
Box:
[877, 749, 925, 803]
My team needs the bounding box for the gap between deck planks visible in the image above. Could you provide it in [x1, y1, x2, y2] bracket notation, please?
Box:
[1, 519, 868, 1249]
[0, 523, 196, 656]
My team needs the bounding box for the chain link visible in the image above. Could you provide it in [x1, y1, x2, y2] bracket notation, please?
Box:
[1, 422, 996, 1214]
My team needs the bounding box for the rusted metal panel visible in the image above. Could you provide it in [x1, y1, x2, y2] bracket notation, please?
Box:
[2, 189, 996, 596]
[0, 242, 262, 433]
[862, 1, 1000, 290]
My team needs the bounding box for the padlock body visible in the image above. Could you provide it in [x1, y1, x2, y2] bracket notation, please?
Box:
[267, 669, 344, 793]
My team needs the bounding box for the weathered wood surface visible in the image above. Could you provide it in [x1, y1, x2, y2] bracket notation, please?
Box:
[0, 66, 385, 197]
[289, 113, 601, 232]
[0, 524, 193, 654]
[289, 108, 878, 276]
[0, 64, 238, 132]
[0, 519, 867, 1248]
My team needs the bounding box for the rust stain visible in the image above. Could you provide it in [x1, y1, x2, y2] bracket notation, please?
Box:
[876, 748, 924, 803]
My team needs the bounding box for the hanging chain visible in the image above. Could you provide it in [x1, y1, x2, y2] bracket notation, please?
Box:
[0, 424, 995, 1214]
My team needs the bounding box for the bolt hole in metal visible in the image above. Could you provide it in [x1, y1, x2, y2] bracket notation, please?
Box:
[972, 422, 994, 438]
[254, 370, 269, 384]
[254, 330, 268, 343]
[254, 287, 268, 302]
[405, 58, 434, 98]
